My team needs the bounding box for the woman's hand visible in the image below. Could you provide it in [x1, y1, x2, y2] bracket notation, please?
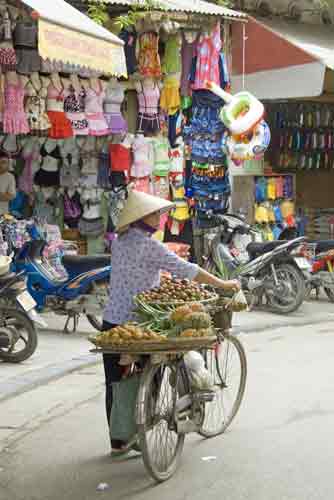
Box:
[194, 268, 241, 292]
[222, 279, 241, 293]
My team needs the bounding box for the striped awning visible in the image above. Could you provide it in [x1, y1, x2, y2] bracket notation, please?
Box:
[21, 0, 127, 77]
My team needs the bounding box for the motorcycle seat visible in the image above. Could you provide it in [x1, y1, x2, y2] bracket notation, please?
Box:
[62, 255, 111, 273]
[246, 241, 287, 259]
[308, 240, 334, 254]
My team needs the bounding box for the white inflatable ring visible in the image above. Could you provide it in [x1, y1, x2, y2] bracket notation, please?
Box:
[205, 82, 265, 136]
[220, 91, 264, 136]
[222, 120, 271, 163]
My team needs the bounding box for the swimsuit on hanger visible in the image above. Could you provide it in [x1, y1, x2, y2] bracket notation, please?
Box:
[104, 83, 127, 134]
[64, 84, 89, 136]
[46, 82, 74, 139]
[137, 81, 160, 134]
[25, 79, 51, 135]
[85, 80, 109, 136]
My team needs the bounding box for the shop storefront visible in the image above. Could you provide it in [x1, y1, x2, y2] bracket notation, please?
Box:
[91, 0, 247, 262]
[0, 0, 128, 257]
[231, 16, 334, 241]
[0, 0, 247, 262]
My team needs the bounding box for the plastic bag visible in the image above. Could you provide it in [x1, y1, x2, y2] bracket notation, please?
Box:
[230, 289, 248, 312]
[184, 352, 214, 391]
[110, 374, 141, 442]
[188, 369, 214, 391]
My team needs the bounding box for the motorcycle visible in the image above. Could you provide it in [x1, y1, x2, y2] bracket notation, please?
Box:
[304, 240, 334, 301]
[12, 239, 110, 333]
[203, 214, 309, 314]
[0, 263, 46, 362]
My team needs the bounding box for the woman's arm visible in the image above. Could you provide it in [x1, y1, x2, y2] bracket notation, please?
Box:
[194, 268, 240, 292]
[149, 239, 240, 292]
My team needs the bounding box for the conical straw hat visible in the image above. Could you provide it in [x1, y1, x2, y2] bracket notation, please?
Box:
[116, 190, 174, 231]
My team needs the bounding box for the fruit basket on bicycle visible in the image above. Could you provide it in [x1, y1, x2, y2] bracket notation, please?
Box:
[88, 281, 247, 483]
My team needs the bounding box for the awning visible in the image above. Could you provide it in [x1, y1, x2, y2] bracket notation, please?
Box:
[91, 0, 247, 20]
[21, 0, 127, 76]
[231, 17, 334, 99]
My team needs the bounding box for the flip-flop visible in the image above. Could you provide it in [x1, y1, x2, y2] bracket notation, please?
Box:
[111, 448, 142, 461]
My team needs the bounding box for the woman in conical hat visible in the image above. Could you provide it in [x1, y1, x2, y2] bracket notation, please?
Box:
[102, 189, 240, 457]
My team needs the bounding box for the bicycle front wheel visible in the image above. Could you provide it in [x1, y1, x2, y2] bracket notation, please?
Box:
[138, 363, 185, 482]
[199, 334, 247, 438]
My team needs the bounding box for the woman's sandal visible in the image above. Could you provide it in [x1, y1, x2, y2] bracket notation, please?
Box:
[111, 447, 142, 460]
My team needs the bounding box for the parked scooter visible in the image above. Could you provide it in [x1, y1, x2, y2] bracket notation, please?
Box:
[0, 257, 45, 362]
[11, 239, 110, 333]
[203, 214, 309, 314]
[304, 240, 334, 301]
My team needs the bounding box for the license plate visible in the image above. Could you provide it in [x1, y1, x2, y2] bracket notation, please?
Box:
[16, 291, 37, 312]
[294, 257, 312, 270]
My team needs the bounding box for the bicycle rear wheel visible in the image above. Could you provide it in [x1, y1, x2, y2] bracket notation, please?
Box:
[138, 363, 185, 482]
[199, 334, 247, 438]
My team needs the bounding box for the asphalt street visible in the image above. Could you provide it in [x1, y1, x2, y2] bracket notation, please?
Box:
[1, 316, 333, 500]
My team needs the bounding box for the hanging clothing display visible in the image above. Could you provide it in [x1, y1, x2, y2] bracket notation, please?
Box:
[25, 78, 51, 135]
[0, 7, 16, 71]
[162, 34, 181, 75]
[138, 32, 161, 77]
[192, 22, 221, 90]
[14, 21, 41, 74]
[118, 28, 137, 75]
[3, 77, 29, 135]
[85, 81, 109, 136]
[160, 75, 180, 115]
[64, 85, 89, 136]
[136, 80, 160, 134]
[180, 32, 198, 97]
[47, 82, 73, 139]
[104, 82, 127, 134]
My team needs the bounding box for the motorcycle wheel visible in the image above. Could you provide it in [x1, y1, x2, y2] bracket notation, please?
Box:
[267, 263, 306, 315]
[0, 309, 38, 363]
[324, 288, 334, 303]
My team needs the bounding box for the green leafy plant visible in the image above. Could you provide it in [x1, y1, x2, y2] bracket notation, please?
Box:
[114, 0, 165, 29]
[87, 0, 109, 26]
[211, 246, 245, 280]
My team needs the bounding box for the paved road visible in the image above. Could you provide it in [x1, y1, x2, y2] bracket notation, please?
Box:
[1, 298, 333, 402]
[1, 320, 333, 500]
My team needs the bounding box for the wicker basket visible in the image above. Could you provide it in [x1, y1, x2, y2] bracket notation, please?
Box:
[144, 293, 219, 308]
[89, 335, 217, 354]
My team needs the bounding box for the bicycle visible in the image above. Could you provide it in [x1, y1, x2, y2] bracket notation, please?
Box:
[135, 328, 247, 482]
[93, 307, 247, 482]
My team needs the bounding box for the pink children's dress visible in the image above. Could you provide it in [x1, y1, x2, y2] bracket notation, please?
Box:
[192, 22, 221, 90]
[85, 81, 109, 136]
[3, 79, 29, 134]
